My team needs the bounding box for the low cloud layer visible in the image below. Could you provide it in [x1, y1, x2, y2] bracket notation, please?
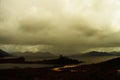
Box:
[1, 0, 120, 54]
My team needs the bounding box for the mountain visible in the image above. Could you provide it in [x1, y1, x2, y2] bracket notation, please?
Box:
[80, 51, 114, 57]
[12, 51, 56, 58]
[70, 51, 114, 57]
[110, 51, 120, 56]
[0, 49, 12, 58]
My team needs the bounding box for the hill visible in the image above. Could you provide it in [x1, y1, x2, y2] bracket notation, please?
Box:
[41, 55, 82, 65]
[97, 57, 120, 69]
[81, 51, 114, 56]
[110, 51, 120, 56]
[69, 51, 114, 58]
[0, 49, 12, 58]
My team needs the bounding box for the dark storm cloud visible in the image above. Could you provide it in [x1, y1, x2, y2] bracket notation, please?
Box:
[0, 0, 120, 54]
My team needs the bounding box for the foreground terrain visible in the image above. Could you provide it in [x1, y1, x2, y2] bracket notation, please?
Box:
[0, 57, 120, 80]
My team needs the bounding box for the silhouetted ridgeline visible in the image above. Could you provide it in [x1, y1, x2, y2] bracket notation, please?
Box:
[82, 51, 114, 56]
[70, 51, 120, 57]
[12, 51, 56, 58]
[41, 55, 81, 65]
[97, 57, 120, 69]
[0, 49, 81, 65]
[0, 49, 12, 58]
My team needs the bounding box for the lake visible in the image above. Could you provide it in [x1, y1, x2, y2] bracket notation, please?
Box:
[0, 56, 119, 69]
[71, 56, 119, 64]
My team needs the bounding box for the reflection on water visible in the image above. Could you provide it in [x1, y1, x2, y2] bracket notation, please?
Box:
[52, 64, 80, 72]
[0, 63, 53, 69]
[72, 56, 119, 64]
[25, 57, 57, 61]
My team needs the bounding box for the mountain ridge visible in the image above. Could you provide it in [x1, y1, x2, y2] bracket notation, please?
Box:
[12, 51, 57, 58]
[0, 49, 12, 58]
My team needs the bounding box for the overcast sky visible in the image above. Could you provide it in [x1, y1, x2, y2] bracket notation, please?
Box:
[0, 0, 120, 54]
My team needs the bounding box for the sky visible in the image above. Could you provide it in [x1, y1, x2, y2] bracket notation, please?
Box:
[1, 0, 120, 54]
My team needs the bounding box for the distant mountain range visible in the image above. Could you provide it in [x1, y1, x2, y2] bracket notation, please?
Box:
[12, 51, 56, 58]
[70, 51, 120, 57]
[110, 51, 120, 56]
[0, 49, 12, 58]
[0, 49, 57, 58]
[13, 51, 120, 58]
[1, 49, 120, 58]
[81, 51, 114, 56]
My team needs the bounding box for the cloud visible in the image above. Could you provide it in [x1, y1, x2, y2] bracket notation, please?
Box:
[1, 0, 120, 54]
